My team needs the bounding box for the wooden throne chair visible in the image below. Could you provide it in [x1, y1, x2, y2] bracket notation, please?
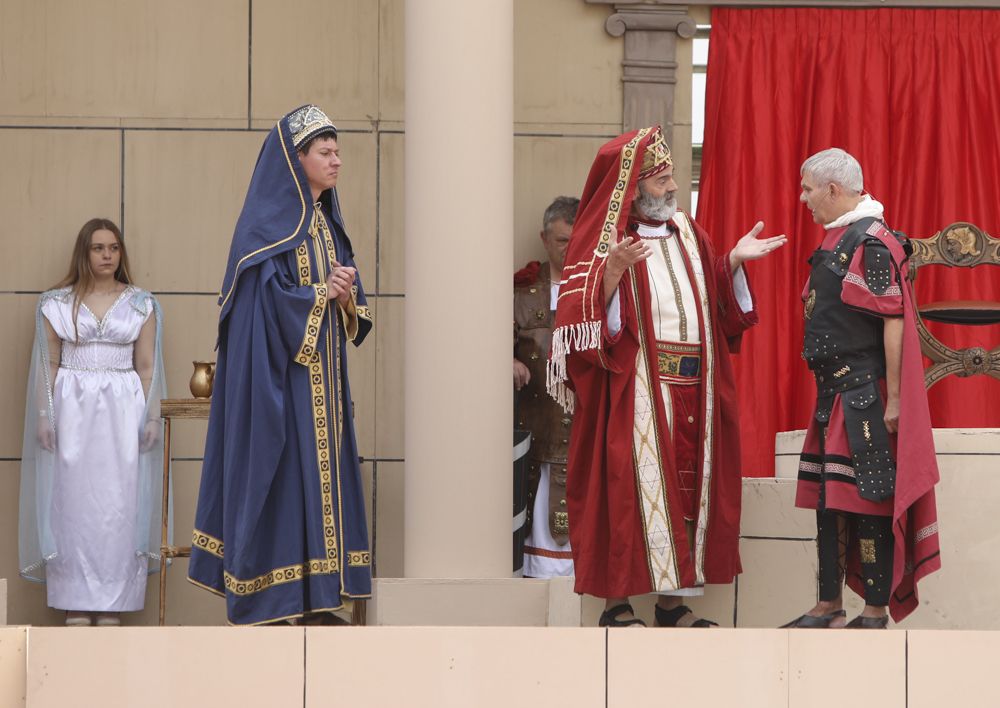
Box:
[908, 222, 1000, 389]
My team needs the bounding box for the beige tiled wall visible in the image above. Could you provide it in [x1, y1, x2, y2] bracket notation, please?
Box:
[0, 0, 249, 128]
[0, 0, 626, 626]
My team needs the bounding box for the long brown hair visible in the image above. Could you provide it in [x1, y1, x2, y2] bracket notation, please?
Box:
[52, 218, 133, 341]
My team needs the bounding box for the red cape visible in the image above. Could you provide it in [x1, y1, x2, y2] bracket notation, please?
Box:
[862, 228, 941, 621]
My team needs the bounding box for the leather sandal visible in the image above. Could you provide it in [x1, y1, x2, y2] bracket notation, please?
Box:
[655, 604, 718, 628]
[598, 603, 647, 628]
[780, 609, 846, 628]
[845, 614, 889, 629]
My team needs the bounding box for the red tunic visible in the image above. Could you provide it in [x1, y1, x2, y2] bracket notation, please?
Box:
[560, 214, 756, 598]
[796, 223, 941, 621]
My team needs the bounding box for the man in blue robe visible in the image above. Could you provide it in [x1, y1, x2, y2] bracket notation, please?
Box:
[188, 105, 374, 625]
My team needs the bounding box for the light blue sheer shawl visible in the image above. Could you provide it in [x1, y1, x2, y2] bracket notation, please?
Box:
[18, 287, 171, 582]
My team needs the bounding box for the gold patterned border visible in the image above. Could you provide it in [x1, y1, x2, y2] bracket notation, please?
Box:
[223, 558, 339, 596]
[296, 241, 311, 286]
[349, 284, 375, 332]
[657, 238, 689, 341]
[191, 529, 224, 559]
[318, 212, 350, 592]
[347, 550, 371, 567]
[630, 271, 681, 592]
[585, 128, 650, 321]
[308, 351, 340, 564]
[293, 284, 328, 366]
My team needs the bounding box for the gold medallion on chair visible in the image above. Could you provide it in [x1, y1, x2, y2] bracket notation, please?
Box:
[804, 289, 816, 320]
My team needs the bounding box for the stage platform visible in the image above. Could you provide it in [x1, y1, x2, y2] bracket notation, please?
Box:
[1, 429, 997, 706]
[1, 625, 999, 707]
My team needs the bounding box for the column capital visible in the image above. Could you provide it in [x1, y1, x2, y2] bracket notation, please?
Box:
[585, 1, 695, 135]
[586, 2, 696, 39]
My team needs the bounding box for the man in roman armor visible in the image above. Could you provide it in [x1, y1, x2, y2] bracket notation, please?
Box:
[784, 148, 940, 629]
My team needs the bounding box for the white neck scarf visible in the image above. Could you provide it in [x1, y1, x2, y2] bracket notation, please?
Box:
[824, 194, 885, 229]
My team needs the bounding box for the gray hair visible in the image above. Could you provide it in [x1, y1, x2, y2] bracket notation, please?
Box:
[800, 148, 863, 194]
[542, 196, 580, 232]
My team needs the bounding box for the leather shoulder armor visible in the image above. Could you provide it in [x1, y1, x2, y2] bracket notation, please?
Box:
[863, 239, 894, 295]
[825, 217, 877, 277]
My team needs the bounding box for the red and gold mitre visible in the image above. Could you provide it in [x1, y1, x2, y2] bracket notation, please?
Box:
[638, 126, 673, 179]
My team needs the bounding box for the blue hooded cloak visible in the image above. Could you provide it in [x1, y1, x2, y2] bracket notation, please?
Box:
[188, 105, 374, 625]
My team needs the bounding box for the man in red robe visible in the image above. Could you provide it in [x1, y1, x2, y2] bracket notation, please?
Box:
[549, 127, 786, 626]
[784, 148, 940, 628]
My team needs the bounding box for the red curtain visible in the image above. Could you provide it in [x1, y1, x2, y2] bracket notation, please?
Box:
[698, 8, 1000, 477]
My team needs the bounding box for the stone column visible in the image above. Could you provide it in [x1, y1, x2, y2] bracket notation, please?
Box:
[403, 0, 513, 579]
[587, 2, 696, 145]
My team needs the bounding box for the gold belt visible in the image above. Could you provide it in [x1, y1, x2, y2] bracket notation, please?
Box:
[655, 340, 702, 382]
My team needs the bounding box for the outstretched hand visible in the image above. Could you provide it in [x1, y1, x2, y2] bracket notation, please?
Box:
[729, 221, 787, 273]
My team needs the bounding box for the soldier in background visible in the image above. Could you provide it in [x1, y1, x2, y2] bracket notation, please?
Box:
[513, 196, 580, 578]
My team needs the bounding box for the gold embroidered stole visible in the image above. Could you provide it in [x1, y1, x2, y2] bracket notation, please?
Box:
[629, 211, 716, 590]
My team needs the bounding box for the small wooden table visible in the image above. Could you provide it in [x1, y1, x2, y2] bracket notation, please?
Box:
[158, 398, 211, 626]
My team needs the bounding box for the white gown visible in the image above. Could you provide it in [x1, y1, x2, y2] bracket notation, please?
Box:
[41, 287, 150, 611]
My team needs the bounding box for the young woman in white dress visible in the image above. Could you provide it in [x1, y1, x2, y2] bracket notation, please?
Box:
[19, 218, 167, 626]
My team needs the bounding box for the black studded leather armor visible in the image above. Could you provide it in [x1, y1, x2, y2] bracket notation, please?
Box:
[803, 217, 884, 373]
[803, 217, 902, 502]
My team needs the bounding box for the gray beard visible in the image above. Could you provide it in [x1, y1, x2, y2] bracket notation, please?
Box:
[635, 189, 677, 222]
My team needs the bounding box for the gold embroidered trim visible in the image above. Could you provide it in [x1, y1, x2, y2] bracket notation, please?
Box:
[658, 238, 689, 341]
[586, 128, 650, 321]
[223, 558, 339, 596]
[656, 340, 701, 354]
[293, 284, 328, 366]
[296, 211, 343, 575]
[296, 241, 311, 286]
[316, 210, 338, 272]
[191, 529, 224, 558]
[629, 268, 681, 591]
[347, 551, 371, 567]
[355, 304, 373, 321]
[309, 351, 339, 564]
